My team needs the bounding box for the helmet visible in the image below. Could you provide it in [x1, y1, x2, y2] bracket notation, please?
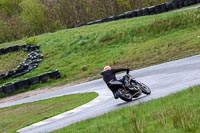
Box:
[103, 66, 111, 71]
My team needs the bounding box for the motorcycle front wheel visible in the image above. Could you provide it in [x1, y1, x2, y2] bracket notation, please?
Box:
[116, 88, 132, 102]
[138, 82, 151, 95]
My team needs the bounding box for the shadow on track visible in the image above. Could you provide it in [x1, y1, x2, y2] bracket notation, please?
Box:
[116, 95, 148, 106]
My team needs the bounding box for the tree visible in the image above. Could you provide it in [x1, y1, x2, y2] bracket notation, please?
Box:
[0, 0, 21, 17]
[0, 0, 171, 44]
[20, 0, 48, 35]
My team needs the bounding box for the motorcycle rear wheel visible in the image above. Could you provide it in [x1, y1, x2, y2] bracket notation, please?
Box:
[116, 88, 132, 102]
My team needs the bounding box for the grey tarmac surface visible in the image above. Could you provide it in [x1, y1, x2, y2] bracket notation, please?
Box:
[1, 5, 200, 133]
[9, 54, 200, 133]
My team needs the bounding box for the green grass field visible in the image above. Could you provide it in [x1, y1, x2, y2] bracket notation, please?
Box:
[53, 86, 200, 133]
[0, 50, 27, 73]
[0, 8, 200, 96]
[0, 92, 98, 133]
[0, 4, 199, 133]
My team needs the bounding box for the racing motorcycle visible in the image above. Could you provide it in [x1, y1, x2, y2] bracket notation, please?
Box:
[109, 74, 151, 102]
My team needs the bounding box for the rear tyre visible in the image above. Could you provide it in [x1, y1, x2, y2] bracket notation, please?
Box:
[116, 88, 132, 102]
[138, 83, 151, 95]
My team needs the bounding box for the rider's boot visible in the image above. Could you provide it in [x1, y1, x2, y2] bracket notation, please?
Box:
[113, 92, 119, 99]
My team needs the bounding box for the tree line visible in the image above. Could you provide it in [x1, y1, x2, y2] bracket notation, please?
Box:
[0, 0, 169, 44]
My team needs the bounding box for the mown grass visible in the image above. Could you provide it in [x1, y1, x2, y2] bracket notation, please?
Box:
[0, 8, 200, 96]
[0, 92, 98, 133]
[53, 86, 200, 133]
[0, 50, 27, 73]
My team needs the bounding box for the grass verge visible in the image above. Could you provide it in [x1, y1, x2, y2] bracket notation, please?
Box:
[0, 92, 98, 133]
[53, 86, 200, 133]
[0, 8, 200, 96]
[0, 50, 27, 73]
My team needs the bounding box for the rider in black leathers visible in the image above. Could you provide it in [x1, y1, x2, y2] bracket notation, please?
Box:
[101, 66, 130, 99]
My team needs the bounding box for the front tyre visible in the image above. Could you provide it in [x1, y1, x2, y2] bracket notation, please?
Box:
[139, 83, 151, 95]
[116, 88, 132, 102]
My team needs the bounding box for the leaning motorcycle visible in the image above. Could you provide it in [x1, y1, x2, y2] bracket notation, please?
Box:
[109, 74, 151, 102]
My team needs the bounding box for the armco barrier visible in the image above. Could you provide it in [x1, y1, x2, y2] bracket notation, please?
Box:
[0, 70, 61, 95]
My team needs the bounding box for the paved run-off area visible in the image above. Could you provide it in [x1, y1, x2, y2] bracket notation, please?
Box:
[0, 55, 198, 133]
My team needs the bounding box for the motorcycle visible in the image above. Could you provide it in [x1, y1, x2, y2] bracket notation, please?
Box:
[109, 74, 151, 102]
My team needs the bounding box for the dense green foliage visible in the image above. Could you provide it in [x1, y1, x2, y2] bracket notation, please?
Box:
[0, 0, 170, 43]
[0, 8, 200, 97]
[0, 92, 98, 133]
[53, 86, 200, 133]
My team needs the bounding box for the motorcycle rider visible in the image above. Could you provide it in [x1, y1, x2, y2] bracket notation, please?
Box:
[101, 66, 130, 99]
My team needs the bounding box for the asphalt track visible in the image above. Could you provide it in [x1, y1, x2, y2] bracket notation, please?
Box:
[0, 6, 199, 133]
[0, 55, 199, 133]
